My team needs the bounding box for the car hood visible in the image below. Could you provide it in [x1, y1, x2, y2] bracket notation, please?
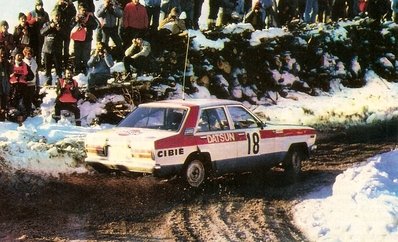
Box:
[85, 128, 177, 149]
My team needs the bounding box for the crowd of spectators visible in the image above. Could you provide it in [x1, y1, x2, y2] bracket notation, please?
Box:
[0, 0, 396, 125]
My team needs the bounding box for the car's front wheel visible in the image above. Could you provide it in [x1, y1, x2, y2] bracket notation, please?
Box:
[185, 159, 206, 188]
[283, 149, 303, 183]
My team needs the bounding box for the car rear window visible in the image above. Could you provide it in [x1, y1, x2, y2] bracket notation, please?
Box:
[118, 107, 186, 131]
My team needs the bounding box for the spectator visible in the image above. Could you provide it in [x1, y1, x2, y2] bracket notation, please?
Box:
[278, 0, 299, 26]
[96, 0, 123, 60]
[207, 0, 221, 30]
[53, 0, 76, 69]
[144, 0, 161, 32]
[123, 37, 151, 75]
[262, 0, 279, 28]
[304, 0, 319, 23]
[159, 0, 181, 24]
[244, 2, 265, 30]
[158, 7, 187, 35]
[41, 10, 64, 86]
[220, 0, 238, 26]
[13, 13, 32, 55]
[193, 0, 204, 29]
[180, 0, 194, 29]
[26, 0, 50, 68]
[331, 0, 358, 20]
[72, 3, 99, 74]
[367, 0, 391, 25]
[73, 0, 95, 13]
[318, 0, 332, 23]
[9, 53, 34, 122]
[54, 68, 81, 126]
[358, 0, 368, 14]
[0, 46, 11, 120]
[0, 21, 15, 60]
[123, 0, 149, 49]
[87, 42, 114, 90]
[22, 47, 38, 116]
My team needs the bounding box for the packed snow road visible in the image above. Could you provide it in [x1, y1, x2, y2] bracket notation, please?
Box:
[0, 129, 396, 241]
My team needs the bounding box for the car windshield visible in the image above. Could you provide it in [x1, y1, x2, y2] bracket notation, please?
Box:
[118, 106, 186, 131]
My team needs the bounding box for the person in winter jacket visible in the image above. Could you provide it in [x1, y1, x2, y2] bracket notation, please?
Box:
[41, 11, 64, 85]
[72, 3, 99, 74]
[144, 0, 161, 32]
[26, 0, 50, 67]
[0, 21, 15, 60]
[0, 46, 11, 120]
[54, 68, 81, 126]
[123, 0, 149, 50]
[87, 42, 114, 90]
[13, 13, 32, 56]
[22, 47, 38, 116]
[52, 0, 76, 69]
[96, 0, 123, 60]
[123, 37, 151, 75]
[244, 2, 265, 30]
[9, 53, 34, 121]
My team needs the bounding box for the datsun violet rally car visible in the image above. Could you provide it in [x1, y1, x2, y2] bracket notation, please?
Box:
[85, 99, 317, 187]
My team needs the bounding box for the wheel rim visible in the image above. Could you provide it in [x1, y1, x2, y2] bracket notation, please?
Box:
[186, 160, 205, 187]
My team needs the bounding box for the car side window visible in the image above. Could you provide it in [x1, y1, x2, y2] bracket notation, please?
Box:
[197, 107, 230, 132]
[228, 106, 259, 129]
[119, 107, 185, 131]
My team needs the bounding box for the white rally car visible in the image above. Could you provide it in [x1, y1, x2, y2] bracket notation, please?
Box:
[85, 99, 317, 187]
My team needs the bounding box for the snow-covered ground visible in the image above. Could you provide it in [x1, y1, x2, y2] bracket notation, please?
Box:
[2, 69, 398, 242]
[2, 1, 398, 241]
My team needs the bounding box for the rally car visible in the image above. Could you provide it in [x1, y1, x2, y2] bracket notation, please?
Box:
[85, 99, 317, 187]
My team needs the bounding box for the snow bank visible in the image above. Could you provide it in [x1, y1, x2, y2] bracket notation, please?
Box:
[294, 151, 398, 242]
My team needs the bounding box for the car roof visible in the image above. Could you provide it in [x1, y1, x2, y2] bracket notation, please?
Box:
[138, 99, 243, 109]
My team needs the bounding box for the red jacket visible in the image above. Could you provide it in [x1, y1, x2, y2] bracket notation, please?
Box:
[58, 78, 79, 103]
[9, 62, 29, 84]
[123, 2, 148, 29]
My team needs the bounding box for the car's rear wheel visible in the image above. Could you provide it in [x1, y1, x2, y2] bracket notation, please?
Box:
[185, 159, 206, 188]
[283, 149, 302, 183]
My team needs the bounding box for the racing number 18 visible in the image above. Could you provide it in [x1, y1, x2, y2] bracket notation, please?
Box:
[247, 132, 260, 154]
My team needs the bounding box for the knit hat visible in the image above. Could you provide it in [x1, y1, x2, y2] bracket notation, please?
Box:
[0, 20, 8, 27]
[35, 0, 43, 6]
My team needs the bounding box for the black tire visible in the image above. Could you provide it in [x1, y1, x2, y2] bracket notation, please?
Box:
[185, 159, 206, 188]
[283, 149, 303, 183]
